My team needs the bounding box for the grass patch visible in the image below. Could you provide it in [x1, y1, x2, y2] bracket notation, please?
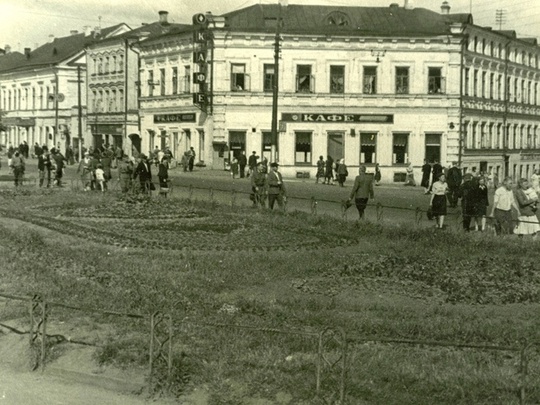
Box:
[1, 189, 540, 403]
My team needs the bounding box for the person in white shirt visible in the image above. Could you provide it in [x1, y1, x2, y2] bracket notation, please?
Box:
[490, 177, 519, 235]
[430, 173, 449, 229]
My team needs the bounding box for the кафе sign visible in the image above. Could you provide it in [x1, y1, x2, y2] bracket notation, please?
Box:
[281, 113, 394, 123]
[153, 113, 197, 124]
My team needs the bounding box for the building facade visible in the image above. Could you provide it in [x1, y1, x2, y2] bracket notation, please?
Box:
[85, 11, 188, 156]
[0, 25, 127, 155]
[135, 2, 540, 181]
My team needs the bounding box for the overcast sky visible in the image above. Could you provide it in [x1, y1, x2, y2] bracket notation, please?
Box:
[1, 0, 539, 51]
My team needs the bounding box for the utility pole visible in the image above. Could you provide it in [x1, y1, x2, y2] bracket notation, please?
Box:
[270, 2, 283, 164]
[77, 65, 83, 161]
[496, 9, 506, 30]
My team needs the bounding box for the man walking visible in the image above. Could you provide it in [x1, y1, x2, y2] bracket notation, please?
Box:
[446, 161, 463, 208]
[490, 177, 519, 235]
[348, 165, 374, 220]
[134, 154, 152, 193]
[247, 151, 259, 177]
[38, 146, 52, 188]
[267, 162, 286, 210]
[10, 151, 25, 186]
[250, 161, 267, 208]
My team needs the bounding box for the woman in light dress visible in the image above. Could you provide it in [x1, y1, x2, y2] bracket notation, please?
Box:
[430, 173, 448, 229]
[514, 178, 540, 238]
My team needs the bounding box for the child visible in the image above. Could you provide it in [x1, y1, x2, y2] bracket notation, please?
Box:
[95, 164, 105, 192]
[525, 186, 538, 211]
[230, 158, 239, 179]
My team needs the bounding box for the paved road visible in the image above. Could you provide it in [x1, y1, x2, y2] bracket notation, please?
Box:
[1, 159, 468, 226]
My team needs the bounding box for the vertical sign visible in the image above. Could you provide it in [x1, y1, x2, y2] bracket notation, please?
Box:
[192, 13, 211, 111]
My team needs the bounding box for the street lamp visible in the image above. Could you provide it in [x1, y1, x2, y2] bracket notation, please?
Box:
[270, 1, 287, 164]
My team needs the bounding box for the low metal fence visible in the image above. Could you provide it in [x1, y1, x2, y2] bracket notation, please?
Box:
[0, 291, 538, 403]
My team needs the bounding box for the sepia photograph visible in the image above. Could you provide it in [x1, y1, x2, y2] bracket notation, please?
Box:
[1, 0, 540, 403]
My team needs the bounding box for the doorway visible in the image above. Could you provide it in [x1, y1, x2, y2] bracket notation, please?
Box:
[327, 132, 344, 162]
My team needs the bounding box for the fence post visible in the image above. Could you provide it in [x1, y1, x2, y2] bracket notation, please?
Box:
[455, 210, 463, 230]
[188, 185, 193, 201]
[519, 339, 531, 405]
[316, 327, 347, 404]
[209, 188, 214, 203]
[231, 190, 237, 208]
[415, 207, 422, 226]
[376, 203, 383, 222]
[29, 295, 47, 372]
[311, 197, 318, 216]
[148, 311, 174, 395]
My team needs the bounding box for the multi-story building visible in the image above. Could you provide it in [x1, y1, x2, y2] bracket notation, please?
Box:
[136, 1, 540, 181]
[85, 11, 188, 155]
[462, 23, 540, 181]
[0, 24, 127, 155]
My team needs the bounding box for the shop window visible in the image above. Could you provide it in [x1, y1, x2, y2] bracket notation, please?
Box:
[231, 64, 249, 91]
[395, 67, 409, 94]
[392, 133, 409, 164]
[360, 133, 376, 164]
[330, 65, 344, 94]
[295, 131, 312, 164]
[428, 67, 444, 94]
[264, 64, 275, 92]
[296, 65, 314, 93]
[363, 66, 377, 94]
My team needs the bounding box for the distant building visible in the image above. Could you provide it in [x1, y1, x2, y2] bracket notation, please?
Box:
[85, 11, 189, 156]
[136, 2, 540, 180]
[0, 25, 129, 153]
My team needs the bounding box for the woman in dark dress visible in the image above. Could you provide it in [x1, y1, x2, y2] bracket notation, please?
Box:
[430, 173, 448, 229]
[374, 163, 381, 186]
[324, 156, 334, 185]
[421, 159, 432, 194]
[469, 176, 489, 231]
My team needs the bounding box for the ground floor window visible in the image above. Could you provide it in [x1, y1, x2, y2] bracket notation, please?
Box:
[360, 133, 376, 164]
[392, 133, 409, 164]
[295, 131, 312, 164]
[229, 131, 246, 160]
[425, 133, 441, 163]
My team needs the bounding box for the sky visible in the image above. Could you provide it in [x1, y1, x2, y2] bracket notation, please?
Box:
[1, 0, 539, 52]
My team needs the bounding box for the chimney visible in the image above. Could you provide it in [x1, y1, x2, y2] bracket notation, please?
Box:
[24, 48, 31, 59]
[441, 1, 451, 15]
[70, 30, 79, 36]
[158, 11, 169, 25]
[4, 45, 11, 54]
[404, 0, 414, 9]
[48, 34, 55, 43]
[83, 26, 92, 36]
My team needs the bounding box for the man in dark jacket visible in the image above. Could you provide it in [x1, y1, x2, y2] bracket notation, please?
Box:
[134, 154, 152, 193]
[37, 147, 52, 187]
[348, 165, 375, 219]
[446, 161, 463, 208]
[460, 173, 476, 231]
[247, 151, 259, 177]
[238, 151, 248, 178]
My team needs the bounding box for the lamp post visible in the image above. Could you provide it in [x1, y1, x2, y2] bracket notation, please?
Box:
[270, 1, 285, 164]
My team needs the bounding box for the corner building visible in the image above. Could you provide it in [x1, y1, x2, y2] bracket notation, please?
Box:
[138, 2, 540, 181]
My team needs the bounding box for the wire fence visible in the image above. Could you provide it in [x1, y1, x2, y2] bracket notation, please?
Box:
[0, 291, 539, 404]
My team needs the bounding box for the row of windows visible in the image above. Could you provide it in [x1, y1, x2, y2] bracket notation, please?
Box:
[92, 54, 124, 75]
[290, 132, 441, 165]
[1, 86, 57, 111]
[90, 89, 124, 113]
[146, 66, 191, 97]
[469, 36, 539, 68]
[464, 122, 540, 150]
[144, 64, 445, 96]
[464, 68, 540, 105]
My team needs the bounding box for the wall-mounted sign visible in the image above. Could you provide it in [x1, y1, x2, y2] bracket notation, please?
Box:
[194, 31, 208, 43]
[193, 13, 207, 25]
[281, 113, 394, 124]
[3, 117, 36, 126]
[193, 51, 207, 64]
[193, 72, 207, 84]
[153, 113, 196, 124]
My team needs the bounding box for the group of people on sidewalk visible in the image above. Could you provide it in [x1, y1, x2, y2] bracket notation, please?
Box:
[315, 155, 350, 187]
[427, 161, 540, 237]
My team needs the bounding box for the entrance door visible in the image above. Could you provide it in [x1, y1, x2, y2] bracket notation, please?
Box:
[327, 132, 344, 162]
